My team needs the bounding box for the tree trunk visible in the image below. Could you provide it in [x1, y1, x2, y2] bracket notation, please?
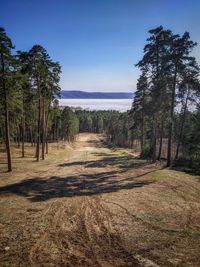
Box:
[45, 99, 51, 154]
[17, 126, 21, 148]
[152, 43, 159, 163]
[41, 97, 45, 160]
[167, 63, 178, 167]
[157, 119, 164, 160]
[4, 96, 12, 171]
[21, 115, 25, 158]
[56, 125, 59, 142]
[175, 86, 190, 160]
[152, 113, 157, 163]
[140, 110, 145, 152]
[1, 52, 12, 172]
[36, 87, 41, 161]
[53, 126, 56, 141]
[30, 127, 34, 146]
[46, 138, 48, 154]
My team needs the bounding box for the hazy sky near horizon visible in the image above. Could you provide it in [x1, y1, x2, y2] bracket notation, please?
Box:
[1, 0, 200, 92]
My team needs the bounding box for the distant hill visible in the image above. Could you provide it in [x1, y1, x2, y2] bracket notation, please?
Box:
[61, 90, 133, 99]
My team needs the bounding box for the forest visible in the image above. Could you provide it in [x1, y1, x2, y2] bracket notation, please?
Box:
[1, 24, 200, 267]
[1, 26, 200, 172]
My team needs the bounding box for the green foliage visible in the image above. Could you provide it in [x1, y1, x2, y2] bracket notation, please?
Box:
[140, 143, 151, 159]
[0, 25, 200, 172]
[61, 107, 79, 142]
[132, 25, 200, 166]
[76, 110, 133, 148]
[0, 27, 65, 169]
[183, 108, 200, 168]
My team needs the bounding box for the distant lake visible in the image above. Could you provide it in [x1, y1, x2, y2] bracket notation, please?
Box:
[59, 99, 132, 112]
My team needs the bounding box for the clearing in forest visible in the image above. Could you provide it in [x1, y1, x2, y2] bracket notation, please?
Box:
[0, 133, 200, 267]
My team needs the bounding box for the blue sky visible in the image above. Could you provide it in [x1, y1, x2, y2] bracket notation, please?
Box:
[1, 0, 200, 92]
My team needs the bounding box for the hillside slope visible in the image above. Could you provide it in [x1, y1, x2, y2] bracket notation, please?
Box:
[0, 134, 200, 267]
[61, 90, 134, 99]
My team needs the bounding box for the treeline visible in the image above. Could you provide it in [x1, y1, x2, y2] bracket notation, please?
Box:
[75, 110, 133, 147]
[0, 28, 79, 172]
[1, 25, 200, 172]
[76, 105, 200, 171]
[131, 26, 200, 168]
[75, 26, 200, 170]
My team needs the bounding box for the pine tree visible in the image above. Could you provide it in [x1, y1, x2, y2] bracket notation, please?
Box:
[167, 32, 198, 166]
[136, 26, 173, 162]
[0, 27, 15, 171]
[131, 71, 149, 152]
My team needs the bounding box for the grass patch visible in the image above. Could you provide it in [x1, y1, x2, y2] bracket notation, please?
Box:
[0, 142, 74, 178]
[146, 169, 199, 181]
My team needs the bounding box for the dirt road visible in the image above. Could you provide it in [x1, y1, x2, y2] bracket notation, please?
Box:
[0, 134, 200, 267]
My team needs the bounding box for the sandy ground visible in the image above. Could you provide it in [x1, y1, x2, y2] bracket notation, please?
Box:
[0, 133, 200, 267]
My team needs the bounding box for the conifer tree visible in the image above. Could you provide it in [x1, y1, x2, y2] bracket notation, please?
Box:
[167, 32, 198, 166]
[0, 27, 15, 171]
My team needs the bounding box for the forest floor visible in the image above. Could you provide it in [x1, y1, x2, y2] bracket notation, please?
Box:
[0, 133, 200, 267]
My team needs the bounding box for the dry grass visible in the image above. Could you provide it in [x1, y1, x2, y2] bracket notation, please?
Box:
[0, 134, 200, 267]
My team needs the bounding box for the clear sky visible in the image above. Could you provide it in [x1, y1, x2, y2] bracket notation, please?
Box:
[1, 0, 200, 92]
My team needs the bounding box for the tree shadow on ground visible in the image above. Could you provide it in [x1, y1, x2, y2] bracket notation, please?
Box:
[58, 153, 148, 170]
[0, 170, 155, 202]
[86, 139, 105, 148]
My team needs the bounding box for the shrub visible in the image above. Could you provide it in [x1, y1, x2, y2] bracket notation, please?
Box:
[140, 143, 151, 159]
